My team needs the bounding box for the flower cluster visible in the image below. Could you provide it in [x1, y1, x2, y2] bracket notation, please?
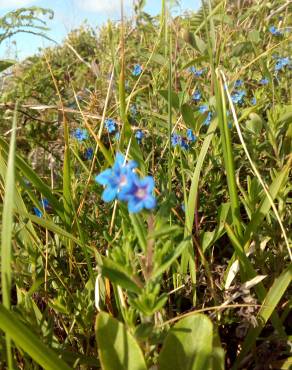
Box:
[33, 198, 50, 218]
[105, 118, 116, 133]
[84, 147, 94, 160]
[73, 128, 88, 141]
[186, 128, 197, 142]
[234, 79, 243, 88]
[198, 104, 208, 113]
[275, 57, 290, 72]
[132, 64, 142, 76]
[269, 26, 283, 36]
[171, 133, 189, 149]
[231, 90, 246, 104]
[259, 77, 269, 85]
[135, 130, 144, 144]
[189, 66, 205, 77]
[95, 153, 156, 213]
[192, 90, 201, 102]
[198, 105, 212, 125]
[171, 128, 197, 150]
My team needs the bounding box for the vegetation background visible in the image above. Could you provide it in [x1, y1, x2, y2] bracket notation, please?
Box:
[0, 0, 291, 369]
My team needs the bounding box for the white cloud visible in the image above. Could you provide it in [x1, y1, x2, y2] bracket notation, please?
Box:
[74, 0, 132, 15]
[0, 0, 37, 9]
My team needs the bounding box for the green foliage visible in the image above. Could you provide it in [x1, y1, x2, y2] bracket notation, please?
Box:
[0, 304, 71, 370]
[0, 7, 54, 44]
[159, 314, 215, 370]
[96, 312, 147, 370]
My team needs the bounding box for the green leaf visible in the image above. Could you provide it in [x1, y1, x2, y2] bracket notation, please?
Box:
[1, 109, 17, 309]
[101, 257, 142, 293]
[181, 57, 208, 70]
[96, 312, 147, 370]
[232, 42, 253, 57]
[152, 238, 189, 280]
[245, 113, 263, 135]
[181, 104, 196, 130]
[144, 52, 166, 65]
[130, 213, 147, 252]
[248, 30, 260, 44]
[186, 118, 217, 234]
[158, 89, 180, 110]
[1, 103, 17, 368]
[278, 105, 292, 125]
[193, 35, 207, 54]
[0, 304, 71, 370]
[159, 314, 213, 370]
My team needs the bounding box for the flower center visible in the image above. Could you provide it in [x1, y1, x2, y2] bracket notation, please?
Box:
[119, 175, 128, 186]
[135, 188, 146, 199]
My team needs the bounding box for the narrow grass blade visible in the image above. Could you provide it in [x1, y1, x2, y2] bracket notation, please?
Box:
[214, 70, 243, 237]
[0, 304, 71, 370]
[220, 70, 292, 261]
[1, 105, 17, 369]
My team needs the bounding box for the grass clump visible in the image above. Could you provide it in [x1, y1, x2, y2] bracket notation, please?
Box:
[0, 1, 291, 369]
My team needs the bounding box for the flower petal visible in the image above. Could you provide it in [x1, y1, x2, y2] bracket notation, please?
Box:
[128, 198, 144, 213]
[95, 169, 112, 186]
[102, 186, 117, 202]
[144, 195, 156, 210]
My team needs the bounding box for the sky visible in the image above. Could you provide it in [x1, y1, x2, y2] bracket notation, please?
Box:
[0, 0, 201, 60]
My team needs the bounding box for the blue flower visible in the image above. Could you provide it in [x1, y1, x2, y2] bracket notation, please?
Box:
[259, 78, 269, 85]
[119, 174, 156, 213]
[189, 66, 205, 77]
[132, 64, 142, 76]
[41, 198, 49, 210]
[251, 97, 257, 105]
[105, 118, 116, 134]
[85, 147, 94, 160]
[275, 57, 290, 72]
[73, 128, 88, 141]
[231, 90, 246, 104]
[234, 79, 243, 88]
[171, 133, 182, 147]
[192, 90, 201, 102]
[135, 130, 144, 144]
[95, 153, 137, 202]
[186, 129, 197, 142]
[269, 26, 283, 36]
[33, 207, 42, 218]
[115, 132, 120, 141]
[180, 138, 189, 150]
[203, 111, 212, 126]
[198, 105, 208, 113]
